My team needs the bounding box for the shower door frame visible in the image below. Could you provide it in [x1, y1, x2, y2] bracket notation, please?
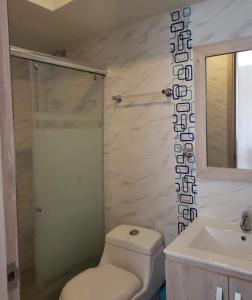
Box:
[0, 0, 20, 300]
[10, 46, 107, 76]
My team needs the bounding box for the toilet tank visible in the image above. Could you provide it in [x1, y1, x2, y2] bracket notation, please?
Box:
[105, 225, 163, 255]
[100, 225, 164, 295]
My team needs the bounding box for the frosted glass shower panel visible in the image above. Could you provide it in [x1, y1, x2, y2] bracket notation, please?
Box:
[32, 62, 104, 287]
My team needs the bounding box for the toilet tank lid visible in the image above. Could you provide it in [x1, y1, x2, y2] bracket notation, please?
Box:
[106, 225, 163, 255]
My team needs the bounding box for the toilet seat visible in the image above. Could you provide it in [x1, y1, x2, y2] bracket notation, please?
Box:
[60, 264, 142, 300]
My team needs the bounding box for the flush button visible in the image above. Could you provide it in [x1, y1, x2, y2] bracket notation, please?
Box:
[129, 229, 140, 236]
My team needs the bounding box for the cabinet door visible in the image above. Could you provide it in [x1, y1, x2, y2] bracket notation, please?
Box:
[166, 259, 229, 300]
[229, 277, 252, 300]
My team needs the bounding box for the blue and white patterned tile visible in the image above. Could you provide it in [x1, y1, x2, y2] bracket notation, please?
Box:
[170, 6, 198, 233]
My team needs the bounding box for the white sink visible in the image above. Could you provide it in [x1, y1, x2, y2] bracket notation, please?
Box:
[164, 217, 252, 276]
[191, 226, 252, 261]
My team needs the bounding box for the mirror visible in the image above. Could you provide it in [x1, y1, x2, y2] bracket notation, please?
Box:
[206, 50, 252, 170]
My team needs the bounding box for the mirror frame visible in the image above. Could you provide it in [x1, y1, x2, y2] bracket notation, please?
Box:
[195, 37, 252, 182]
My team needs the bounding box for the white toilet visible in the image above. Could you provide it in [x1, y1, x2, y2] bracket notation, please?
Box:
[60, 225, 165, 300]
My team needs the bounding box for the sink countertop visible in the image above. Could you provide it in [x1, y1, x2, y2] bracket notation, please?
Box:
[164, 217, 252, 279]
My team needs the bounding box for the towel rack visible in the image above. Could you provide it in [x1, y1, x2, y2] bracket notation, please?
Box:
[112, 88, 173, 105]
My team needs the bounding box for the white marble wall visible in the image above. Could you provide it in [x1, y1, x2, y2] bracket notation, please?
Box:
[68, 13, 178, 245]
[67, 0, 252, 245]
[192, 0, 252, 222]
[192, 0, 252, 47]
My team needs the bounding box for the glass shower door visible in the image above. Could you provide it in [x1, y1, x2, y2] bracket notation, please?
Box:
[32, 62, 104, 289]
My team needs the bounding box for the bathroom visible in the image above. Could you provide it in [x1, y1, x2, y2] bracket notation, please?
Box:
[1, 0, 252, 299]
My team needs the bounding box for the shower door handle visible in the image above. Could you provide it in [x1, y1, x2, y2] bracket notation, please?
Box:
[36, 207, 43, 212]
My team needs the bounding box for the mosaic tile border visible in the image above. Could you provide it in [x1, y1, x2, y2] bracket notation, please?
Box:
[170, 6, 198, 234]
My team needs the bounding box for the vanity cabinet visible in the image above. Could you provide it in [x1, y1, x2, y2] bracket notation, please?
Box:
[166, 259, 228, 300]
[229, 277, 252, 300]
[166, 258, 252, 300]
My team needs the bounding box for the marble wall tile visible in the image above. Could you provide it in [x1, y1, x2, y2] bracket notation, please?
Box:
[198, 179, 252, 222]
[103, 67, 177, 245]
[68, 13, 178, 245]
[68, 13, 171, 69]
[191, 0, 252, 222]
[192, 0, 252, 46]
[67, 0, 252, 245]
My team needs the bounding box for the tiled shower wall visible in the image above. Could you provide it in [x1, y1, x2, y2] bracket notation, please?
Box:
[67, 0, 252, 244]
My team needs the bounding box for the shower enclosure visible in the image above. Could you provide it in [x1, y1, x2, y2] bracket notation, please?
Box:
[10, 48, 105, 300]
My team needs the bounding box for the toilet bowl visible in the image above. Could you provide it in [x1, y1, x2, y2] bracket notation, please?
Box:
[60, 225, 165, 300]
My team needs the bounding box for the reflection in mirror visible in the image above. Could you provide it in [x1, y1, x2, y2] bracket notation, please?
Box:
[206, 50, 252, 170]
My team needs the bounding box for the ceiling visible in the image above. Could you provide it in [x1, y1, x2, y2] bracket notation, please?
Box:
[8, 0, 203, 54]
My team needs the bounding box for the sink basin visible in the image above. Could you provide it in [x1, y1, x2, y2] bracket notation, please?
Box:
[164, 217, 252, 276]
[190, 226, 252, 261]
